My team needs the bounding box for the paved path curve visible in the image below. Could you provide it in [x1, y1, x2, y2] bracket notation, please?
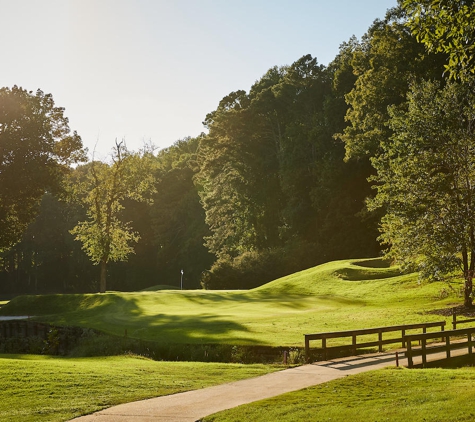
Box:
[71, 352, 406, 422]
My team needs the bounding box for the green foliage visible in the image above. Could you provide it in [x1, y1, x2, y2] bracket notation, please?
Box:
[197, 53, 379, 273]
[0, 136, 213, 294]
[67, 142, 156, 292]
[402, 0, 475, 80]
[5, 5, 474, 296]
[71, 219, 139, 264]
[150, 136, 214, 289]
[0, 86, 86, 251]
[0, 193, 98, 294]
[198, 87, 277, 258]
[203, 367, 475, 421]
[203, 241, 321, 290]
[337, 6, 447, 161]
[369, 77, 475, 306]
[0, 336, 45, 354]
[0, 354, 277, 422]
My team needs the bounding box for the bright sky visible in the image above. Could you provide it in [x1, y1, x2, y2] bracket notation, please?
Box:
[1, 0, 397, 160]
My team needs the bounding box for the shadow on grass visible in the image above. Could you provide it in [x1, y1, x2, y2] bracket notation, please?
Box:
[352, 258, 392, 268]
[58, 294, 262, 345]
[334, 266, 401, 281]
[315, 352, 398, 371]
[178, 290, 312, 311]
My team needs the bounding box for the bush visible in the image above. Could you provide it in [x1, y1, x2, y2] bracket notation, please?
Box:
[0, 336, 45, 354]
[202, 240, 323, 289]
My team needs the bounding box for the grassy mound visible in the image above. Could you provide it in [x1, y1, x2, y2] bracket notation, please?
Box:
[0, 258, 461, 348]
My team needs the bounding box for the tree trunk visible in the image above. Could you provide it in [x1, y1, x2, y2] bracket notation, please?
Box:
[464, 274, 473, 308]
[467, 227, 475, 308]
[462, 246, 473, 307]
[99, 259, 107, 293]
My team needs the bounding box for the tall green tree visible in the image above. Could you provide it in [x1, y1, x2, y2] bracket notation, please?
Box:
[198, 56, 338, 259]
[369, 78, 475, 307]
[331, 7, 448, 262]
[402, 0, 475, 79]
[263, 55, 332, 240]
[68, 142, 156, 293]
[198, 89, 278, 258]
[0, 86, 85, 250]
[150, 137, 214, 288]
[336, 7, 447, 161]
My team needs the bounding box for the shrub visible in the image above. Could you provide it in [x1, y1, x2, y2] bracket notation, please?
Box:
[202, 240, 323, 289]
[0, 336, 44, 354]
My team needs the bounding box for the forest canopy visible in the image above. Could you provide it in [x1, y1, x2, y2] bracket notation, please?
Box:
[2, 3, 475, 298]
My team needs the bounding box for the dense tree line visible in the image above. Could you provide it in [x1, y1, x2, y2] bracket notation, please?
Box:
[2, 3, 475, 296]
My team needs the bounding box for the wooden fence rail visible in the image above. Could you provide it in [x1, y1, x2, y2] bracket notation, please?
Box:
[0, 320, 95, 355]
[304, 321, 446, 362]
[0, 320, 50, 340]
[405, 327, 475, 368]
[452, 307, 475, 330]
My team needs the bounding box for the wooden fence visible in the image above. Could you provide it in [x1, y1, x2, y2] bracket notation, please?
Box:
[452, 307, 475, 329]
[304, 321, 446, 362]
[405, 327, 475, 368]
[0, 320, 92, 354]
[0, 320, 50, 340]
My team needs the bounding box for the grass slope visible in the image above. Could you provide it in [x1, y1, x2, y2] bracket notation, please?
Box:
[0, 258, 461, 347]
[203, 367, 475, 422]
[0, 354, 278, 422]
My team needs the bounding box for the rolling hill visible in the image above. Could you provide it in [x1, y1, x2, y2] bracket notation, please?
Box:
[0, 258, 460, 347]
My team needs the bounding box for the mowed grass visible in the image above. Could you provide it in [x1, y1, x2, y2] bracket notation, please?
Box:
[0, 354, 278, 422]
[0, 258, 461, 347]
[203, 367, 475, 422]
[0, 260, 469, 422]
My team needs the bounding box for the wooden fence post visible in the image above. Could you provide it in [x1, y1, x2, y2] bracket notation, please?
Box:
[305, 336, 310, 363]
[407, 340, 413, 368]
[445, 334, 451, 359]
[468, 331, 473, 356]
[453, 307, 457, 330]
[421, 338, 427, 367]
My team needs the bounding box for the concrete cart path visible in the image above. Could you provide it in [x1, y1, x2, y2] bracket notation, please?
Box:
[71, 351, 406, 422]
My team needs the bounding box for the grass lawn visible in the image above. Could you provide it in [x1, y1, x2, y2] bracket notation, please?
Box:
[203, 367, 475, 422]
[0, 259, 470, 422]
[0, 354, 279, 422]
[0, 258, 461, 347]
